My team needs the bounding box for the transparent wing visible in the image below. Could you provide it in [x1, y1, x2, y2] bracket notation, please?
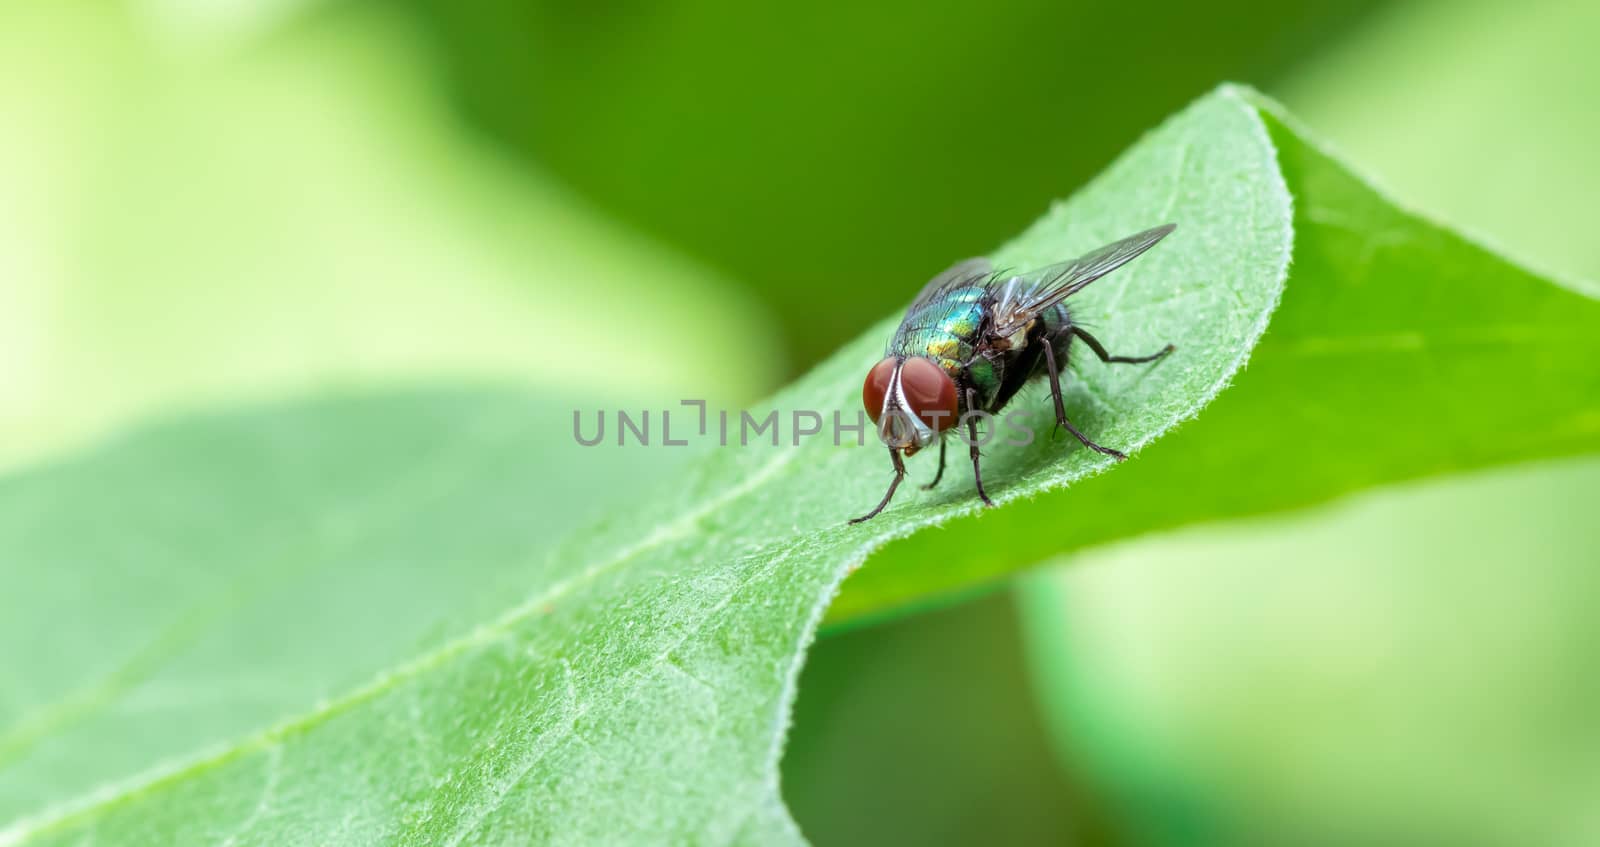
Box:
[908, 257, 993, 312]
[989, 224, 1175, 339]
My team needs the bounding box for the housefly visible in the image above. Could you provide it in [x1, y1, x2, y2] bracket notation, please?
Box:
[852, 224, 1177, 523]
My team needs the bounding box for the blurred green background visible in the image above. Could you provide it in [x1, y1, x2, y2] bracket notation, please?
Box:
[4, 0, 1596, 844]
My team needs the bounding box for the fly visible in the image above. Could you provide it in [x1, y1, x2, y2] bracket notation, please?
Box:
[851, 223, 1177, 523]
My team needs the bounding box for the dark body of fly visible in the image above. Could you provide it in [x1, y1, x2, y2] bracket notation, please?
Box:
[854, 224, 1177, 523]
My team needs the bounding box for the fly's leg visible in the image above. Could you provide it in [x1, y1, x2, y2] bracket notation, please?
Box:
[1041, 336, 1128, 461]
[965, 387, 995, 506]
[1040, 335, 1071, 437]
[921, 437, 947, 490]
[850, 447, 907, 524]
[1072, 326, 1174, 364]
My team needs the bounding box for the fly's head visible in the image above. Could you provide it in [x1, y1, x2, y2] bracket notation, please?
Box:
[862, 356, 959, 456]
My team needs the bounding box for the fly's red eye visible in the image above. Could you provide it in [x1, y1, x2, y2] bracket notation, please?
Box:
[898, 357, 959, 432]
[862, 358, 897, 423]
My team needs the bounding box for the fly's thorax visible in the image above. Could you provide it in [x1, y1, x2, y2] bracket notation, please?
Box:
[895, 322, 973, 361]
[892, 284, 986, 353]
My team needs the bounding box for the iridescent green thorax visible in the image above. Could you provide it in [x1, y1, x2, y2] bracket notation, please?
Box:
[889, 283, 1003, 405]
[890, 283, 983, 370]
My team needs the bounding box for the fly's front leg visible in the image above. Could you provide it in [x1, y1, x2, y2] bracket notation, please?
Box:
[921, 437, 947, 490]
[964, 387, 995, 506]
[850, 447, 907, 524]
[1041, 335, 1128, 461]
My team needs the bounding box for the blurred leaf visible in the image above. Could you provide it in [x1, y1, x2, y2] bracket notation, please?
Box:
[1018, 458, 1600, 847]
[0, 87, 1290, 845]
[0, 2, 780, 470]
[782, 593, 1099, 847]
[1276, 0, 1600, 282]
[831, 89, 1600, 624]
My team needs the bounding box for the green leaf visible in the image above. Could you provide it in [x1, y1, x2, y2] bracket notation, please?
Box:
[2, 85, 1596, 844]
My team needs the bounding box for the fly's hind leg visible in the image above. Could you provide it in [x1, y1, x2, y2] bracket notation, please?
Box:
[1036, 331, 1164, 461]
[1072, 326, 1174, 365]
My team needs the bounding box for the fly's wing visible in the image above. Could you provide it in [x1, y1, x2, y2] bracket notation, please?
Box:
[908, 257, 993, 312]
[987, 224, 1175, 340]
